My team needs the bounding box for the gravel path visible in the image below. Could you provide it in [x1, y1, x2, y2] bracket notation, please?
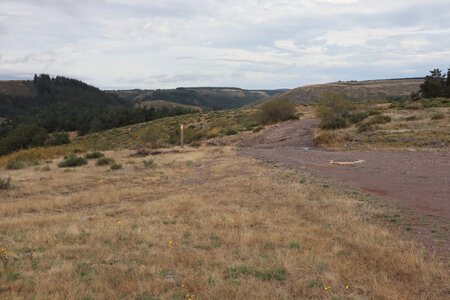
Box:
[239, 119, 450, 260]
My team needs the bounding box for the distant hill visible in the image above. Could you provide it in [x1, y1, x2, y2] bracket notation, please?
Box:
[258, 78, 423, 105]
[136, 100, 202, 111]
[108, 87, 287, 109]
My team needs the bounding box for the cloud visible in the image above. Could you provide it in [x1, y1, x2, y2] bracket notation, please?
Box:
[0, 0, 449, 89]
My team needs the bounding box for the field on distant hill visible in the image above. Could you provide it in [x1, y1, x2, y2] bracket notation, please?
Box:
[258, 78, 423, 105]
[0, 80, 36, 97]
[110, 87, 286, 110]
[136, 100, 202, 111]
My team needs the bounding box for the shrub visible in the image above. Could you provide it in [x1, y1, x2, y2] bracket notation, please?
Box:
[85, 152, 104, 159]
[357, 121, 376, 133]
[41, 165, 51, 171]
[316, 92, 354, 120]
[0, 177, 11, 189]
[260, 100, 296, 124]
[320, 117, 347, 130]
[405, 115, 417, 121]
[110, 163, 122, 170]
[314, 132, 338, 145]
[46, 132, 71, 146]
[347, 112, 368, 124]
[253, 126, 264, 132]
[224, 128, 238, 136]
[96, 157, 115, 166]
[431, 113, 445, 120]
[373, 115, 391, 124]
[58, 154, 88, 168]
[367, 110, 382, 116]
[6, 160, 25, 170]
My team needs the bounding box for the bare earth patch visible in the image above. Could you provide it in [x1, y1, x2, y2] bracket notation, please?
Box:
[239, 119, 450, 262]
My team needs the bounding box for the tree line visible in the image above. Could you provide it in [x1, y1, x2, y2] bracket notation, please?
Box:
[0, 74, 197, 156]
[419, 68, 450, 98]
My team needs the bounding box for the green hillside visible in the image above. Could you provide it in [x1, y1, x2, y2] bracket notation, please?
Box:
[109, 87, 287, 109]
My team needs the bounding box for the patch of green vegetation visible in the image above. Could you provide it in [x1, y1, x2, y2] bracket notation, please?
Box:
[6, 160, 25, 170]
[58, 154, 88, 168]
[226, 266, 288, 281]
[0, 177, 11, 190]
[96, 157, 115, 166]
[85, 152, 104, 159]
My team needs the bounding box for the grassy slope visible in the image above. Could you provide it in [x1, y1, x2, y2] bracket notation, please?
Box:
[259, 78, 423, 105]
[314, 100, 450, 150]
[135, 100, 202, 111]
[0, 147, 448, 299]
[0, 80, 36, 98]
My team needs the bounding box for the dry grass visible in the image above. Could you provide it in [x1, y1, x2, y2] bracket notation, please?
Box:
[0, 146, 448, 299]
[315, 105, 450, 150]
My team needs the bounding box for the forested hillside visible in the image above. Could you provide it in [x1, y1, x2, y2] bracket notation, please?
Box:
[110, 87, 286, 109]
[0, 75, 197, 155]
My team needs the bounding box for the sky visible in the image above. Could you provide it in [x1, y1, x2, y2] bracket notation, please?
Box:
[0, 0, 449, 90]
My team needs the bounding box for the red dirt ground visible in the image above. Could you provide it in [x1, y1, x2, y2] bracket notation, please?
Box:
[239, 119, 450, 263]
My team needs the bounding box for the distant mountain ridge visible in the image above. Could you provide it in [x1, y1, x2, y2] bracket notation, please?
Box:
[257, 78, 424, 105]
[108, 87, 287, 109]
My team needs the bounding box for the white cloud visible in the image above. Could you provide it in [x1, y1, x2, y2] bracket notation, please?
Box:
[0, 0, 449, 89]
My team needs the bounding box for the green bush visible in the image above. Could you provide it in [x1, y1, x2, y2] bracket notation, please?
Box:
[46, 132, 71, 146]
[96, 157, 115, 166]
[373, 115, 391, 124]
[357, 121, 376, 133]
[260, 100, 296, 124]
[405, 116, 417, 121]
[6, 160, 25, 170]
[320, 117, 347, 130]
[367, 110, 382, 116]
[0, 177, 11, 189]
[110, 163, 122, 170]
[347, 112, 368, 124]
[224, 128, 238, 136]
[253, 126, 264, 132]
[58, 154, 88, 168]
[431, 113, 445, 120]
[85, 152, 104, 159]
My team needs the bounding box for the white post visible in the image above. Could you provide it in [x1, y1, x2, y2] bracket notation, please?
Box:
[180, 124, 184, 148]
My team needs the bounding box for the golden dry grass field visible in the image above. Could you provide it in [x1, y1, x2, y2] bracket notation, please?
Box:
[0, 146, 448, 299]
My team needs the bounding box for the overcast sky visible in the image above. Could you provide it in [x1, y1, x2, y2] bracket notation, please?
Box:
[0, 0, 449, 89]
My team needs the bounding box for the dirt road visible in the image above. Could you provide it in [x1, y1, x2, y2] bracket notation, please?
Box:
[239, 119, 450, 260]
[240, 119, 450, 219]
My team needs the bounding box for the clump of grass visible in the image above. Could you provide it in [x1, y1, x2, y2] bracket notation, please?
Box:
[85, 152, 104, 159]
[347, 112, 368, 124]
[96, 157, 115, 166]
[253, 126, 264, 132]
[58, 154, 88, 168]
[373, 115, 391, 124]
[0, 177, 11, 189]
[6, 160, 25, 170]
[431, 113, 445, 120]
[405, 115, 417, 121]
[320, 117, 347, 130]
[41, 165, 51, 172]
[143, 159, 156, 169]
[223, 128, 238, 136]
[110, 163, 122, 170]
[357, 120, 376, 133]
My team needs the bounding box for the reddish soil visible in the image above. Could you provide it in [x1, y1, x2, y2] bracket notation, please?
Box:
[239, 119, 450, 262]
